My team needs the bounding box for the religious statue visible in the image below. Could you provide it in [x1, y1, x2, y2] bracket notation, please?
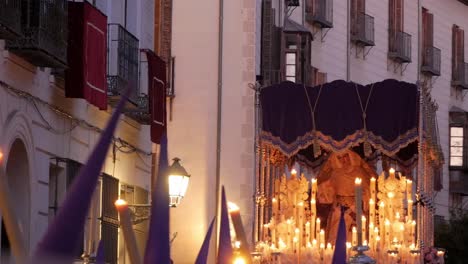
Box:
[316, 149, 377, 244]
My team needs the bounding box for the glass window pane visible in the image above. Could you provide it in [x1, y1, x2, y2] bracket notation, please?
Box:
[451, 156, 463, 166]
[451, 147, 463, 156]
[451, 137, 463, 147]
[286, 53, 296, 64]
[451, 127, 464, 137]
[286, 65, 296, 76]
[286, 76, 296, 82]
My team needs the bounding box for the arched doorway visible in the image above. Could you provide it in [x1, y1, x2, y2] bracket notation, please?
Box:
[1, 138, 30, 257]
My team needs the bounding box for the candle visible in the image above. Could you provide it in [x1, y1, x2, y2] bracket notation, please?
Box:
[406, 179, 413, 200]
[287, 219, 292, 249]
[362, 216, 367, 243]
[410, 220, 416, 245]
[370, 177, 376, 203]
[228, 202, 250, 255]
[316, 218, 321, 243]
[311, 199, 316, 240]
[115, 199, 142, 264]
[408, 199, 413, 221]
[369, 222, 375, 249]
[319, 229, 325, 246]
[379, 201, 385, 242]
[385, 219, 391, 248]
[272, 197, 279, 219]
[311, 178, 318, 201]
[295, 228, 300, 252]
[369, 198, 375, 227]
[355, 178, 363, 246]
[298, 202, 304, 246]
[352, 226, 357, 246]
[305, 221, 311, 244]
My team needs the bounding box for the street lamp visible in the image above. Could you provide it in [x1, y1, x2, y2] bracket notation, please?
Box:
[168, 157, 190, 207]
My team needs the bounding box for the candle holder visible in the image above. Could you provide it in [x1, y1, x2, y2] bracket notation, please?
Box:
[349, 245, 376, 264]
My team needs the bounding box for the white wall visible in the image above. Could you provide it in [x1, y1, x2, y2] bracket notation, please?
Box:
[169, 0, 256, 263]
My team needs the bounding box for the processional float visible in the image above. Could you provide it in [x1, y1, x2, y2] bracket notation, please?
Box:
[251, 79, 444, 263]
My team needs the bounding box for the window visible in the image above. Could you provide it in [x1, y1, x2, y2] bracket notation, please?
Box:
[285, 52, 297, 82]
[452, 25, 466, 85]
[450, 126, 464, 167]
[351, 0, 365, 33]
[281, 20, 312, 85]
[421, 8, 440, 76]
[389, 0, 403, 46]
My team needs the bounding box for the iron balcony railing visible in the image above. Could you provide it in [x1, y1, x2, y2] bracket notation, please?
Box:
[421, 46, 441, 76]
[351, 12, 375, 46]
[107, 23, 139, 105]
[305, 0, 333, 28]
[389, 31, 412, 63]
[0, 0, 21, 39]
[452, 62, 468, 89]
[6, 0, 67, 68]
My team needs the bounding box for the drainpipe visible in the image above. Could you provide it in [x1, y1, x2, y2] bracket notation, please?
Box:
[346, 0, 351, 81]
[214, 0, 224, 258]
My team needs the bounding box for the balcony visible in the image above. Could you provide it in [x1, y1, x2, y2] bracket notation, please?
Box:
[351, 13, 375, 46]
[449, 170, 468, 196]
[452, 62, 468, 89]
[305, 0, 333, 28]
[0, 0, 21, 39]
[107, 24, 150, 124]
[6, 0, 67, 68]
[421, 46, 441, 76]
[389, 31, 412, 63]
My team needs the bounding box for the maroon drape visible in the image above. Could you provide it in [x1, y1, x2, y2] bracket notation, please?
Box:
[66, 1, 108, 110]
[145, 50, 167, 143]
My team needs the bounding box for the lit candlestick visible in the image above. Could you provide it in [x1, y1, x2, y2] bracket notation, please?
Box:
[228, 202, 250, 255]
[272, 197, 279, 219]
[355, 178, 363, 246]
[319, 229, 325, 246]
[295, 228, 300, 252]
[370, 177, 376, 204]
[406, 179, 413, 201]
[298, 201, 304, 246]
[311, 198, 316, 240]
[287, 219, 292, 249]
[410, 220, 416, 246]
[379, 201, 385, 243]
[369, 198, 375, 227]
[369, 222, 375, 249]
[316, 218, 321, 243]
[305, 221, 311, 244]
[407, 199, 413, 221]
[362, 216, 367, 243]
[312, 239, 317, 249]
[115, 199, 142, 264]
[311, 178, 318, 201]
[352, 226, 357, 246]
[385, 219, 391, 248]
[263, 224, 269, 241]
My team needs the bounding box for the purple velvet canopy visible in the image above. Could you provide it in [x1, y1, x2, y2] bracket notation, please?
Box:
[260, 79, 424, 168]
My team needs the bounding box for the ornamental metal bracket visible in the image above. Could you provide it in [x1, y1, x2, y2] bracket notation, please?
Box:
[127, 204, 152, 225]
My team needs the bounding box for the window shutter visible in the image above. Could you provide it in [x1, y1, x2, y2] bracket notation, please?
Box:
[427, 13, 434, 47]
[396, 0, 403, 32]
[389, 0, 396, 51]
[101, 174, 119, 264]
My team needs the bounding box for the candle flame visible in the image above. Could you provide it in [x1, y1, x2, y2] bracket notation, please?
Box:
[295, 228, 300, 234]
[291, 169, 297, 175]
[379, 201, 385, 207]
[406, 179, 412, 184]
[371, 177, 376, 182]
[0, 149, 3, 162]
[320, 243, 325, 249]
[352, 226, 357, 232]
[376, 236, 381, 241]
[311, 198, 316, 204]
[327, 243, 332, 249]
[235, 241, 241, 248]
[385, 219, 390, 225]
[346, 242, 352, 249]
[411, 220, 416, 226]
[272, 198, 277, 203]
[362, 216, 366, 221]
[320, 229, 324, 235]
[316, 218, 320, 223]
[389, 168, 395, 174]
[388, 192, 395, 198]
[355, 178, 362, 185]
[298, 201, 304, 207]
[228, 201, 240, 212]
[305, 221, 310, 226]
[369, 198, 375, 204]
[312, 178, 317, 183]
[114, 199, 127, 207]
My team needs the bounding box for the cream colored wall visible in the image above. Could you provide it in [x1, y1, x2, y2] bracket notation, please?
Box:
[169, 0, 256, 263]
[0, 0, 154, 259]
[267, 0, 468, 219]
